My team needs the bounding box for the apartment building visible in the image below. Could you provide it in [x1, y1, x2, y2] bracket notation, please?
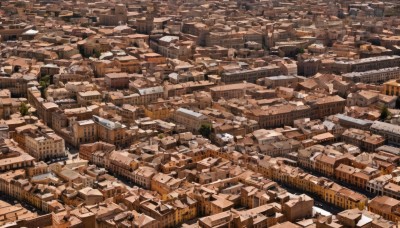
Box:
[104, 72, 130, 90]
[343, 67, 400, 83]
[249, 104, 311, 128]
[264, 75, 300, 88]
[333, 56, 400, 73]
[311, 95, 346, 119]
[77, 91, 102, 105]
[173, 108, 211, 132]
[14, 125, 66, 161]
[369, 196, 400, 222]
[209, 83, 262, 101]
[137, 86, 164, 105]
[383, 79, 400, 96]
[0, 75, 34, 97]
[92, 115, 132, 147]
[221, 66, 282, 84]
[342, 128, 385, 152]
[132, 166, 157, 189]
[71, 120, 98, 147]
[371, 121, 400, 146]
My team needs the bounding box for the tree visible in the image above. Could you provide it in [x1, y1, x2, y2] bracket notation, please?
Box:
[380, 106, 390, 120]
[93, 50, 101, 58]
[19, 102, 29, 116]
[199, 124, 212, 139]
[39, 86, 46, 99]
[39, 75, 51, 98]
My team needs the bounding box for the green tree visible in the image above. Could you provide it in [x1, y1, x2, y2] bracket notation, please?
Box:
[39, 75, 51, 98]
[380, 106, 390, 120]
[297, 48, 305, 54]
[39, 86, 46, 99]
[199, 124, 212, 139]
[19, 102, 29, 116]
[93, 50, 101, 58]
[39, 75, 51, 85]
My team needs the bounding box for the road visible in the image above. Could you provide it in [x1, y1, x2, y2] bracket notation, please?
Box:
[280, 183, 343, 215]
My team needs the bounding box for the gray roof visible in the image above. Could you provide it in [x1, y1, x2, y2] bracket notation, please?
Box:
[93, 115, 125, 130]
[322, 120, 335, 130]
[138, 86, 163, 95]
[159, 36, 179, 43]
[342, 67, 400, 78]
[376, 145, 400, 155]
[176, 108, 205, 119]
[371, 121, 400, 135]
[336, 55, 400, 64]
[266, 75, 297, 80]
[336, 114, 373, 126]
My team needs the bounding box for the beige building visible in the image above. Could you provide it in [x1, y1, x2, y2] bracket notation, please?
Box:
[77, 91, 102, 105]
[98, 4, 127, 26]
[342, 128, 385, 152]
[104, 72, 130, 90]
[137, 86, 164, 105]
[209, 83, 262, 101]
[132, 166, 156, 189]
[383, 79, 400, 96]
[151, 173, 183, 200]
[369, 196, 400, 222]
[92, 115, 132, 147]
[0, 75, 34, 97]
[108, 151, 138, 181]
[150, 36, 194, 61]
[334, 56, 400, 74]
[347, 90, 379, 107]
[283, 195, 314, 222]
[249, 103, 311, 128]
[114, 56, 140, 74]
[343, 67, 400, 83]
[220, 65, 282, 84]
[173, 108, 211, 132]
[71, 120, 98, 147]
[311, 95, 346, 119]
[0, 139, 35, 172]
[264, 75, 300, 88]
[79, 141, 115, 161]
[23, 129, 66, 161]
[199, 211, 234, 228]
[371, 121, 400, 146]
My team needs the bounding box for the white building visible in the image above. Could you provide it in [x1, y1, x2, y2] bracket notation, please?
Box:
[366, 174, 392, 195]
